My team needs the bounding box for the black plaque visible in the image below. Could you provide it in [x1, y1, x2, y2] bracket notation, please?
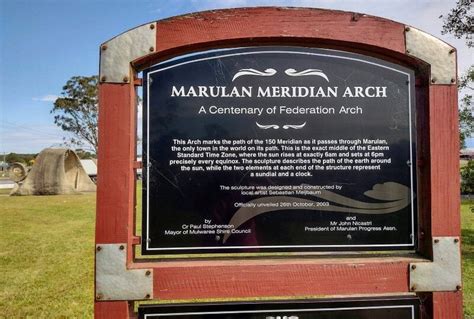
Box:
[138, 297, 420, 318]
[143, 47, 416, 254]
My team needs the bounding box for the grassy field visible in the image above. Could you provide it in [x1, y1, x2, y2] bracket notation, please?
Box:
[0, 188, 12, 195]
[463, 200, 474, 318]
[1, 192, 473, 317]
[1, 193, 96, 317]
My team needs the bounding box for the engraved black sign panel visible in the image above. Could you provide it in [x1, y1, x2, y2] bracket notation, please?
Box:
[143, 47, 416, 255]
[138, 298, 420, 318]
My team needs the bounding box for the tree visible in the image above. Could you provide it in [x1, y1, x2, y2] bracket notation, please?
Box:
[441, 0, 473, 148]
[5, 153, 37, 164]
[51, 76, 99, 154]
[6, 153, 25, 164]
[440, 0, 473, 48]
[75, 149, 96, 159]
[461, 160, 474, 194]
[459, 67, 474, 148]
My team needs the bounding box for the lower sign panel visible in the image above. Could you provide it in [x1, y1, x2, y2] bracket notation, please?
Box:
[138, 297, 420, 318]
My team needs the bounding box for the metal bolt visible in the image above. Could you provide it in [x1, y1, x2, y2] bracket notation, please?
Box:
[150, 24, 155, 30]
[351, 13, 360, 21]
[123, 76, 129, 83]
[149, 46, 155, 52]
[431, 78, 437, 84]
[145, 294, 151, 299]
[451, 78, 456, 83]
[406, 49, 411, 54]
[145, 270, 151, 276]
[96, 293, 103, 300]
[119, 245, 125, 250]
[96, 246, 102, 252]
[449, 48, 455, 54]
[454, 238, 459, 243]
[101, 76, 107, 82]
[411, 265, 417, 270]
[405, 26, 410, 32]
[434, 239, 439, 244]
[101, 45, 107, 51]
[411, 285, 416, 291]
[456, 285, 462, 290]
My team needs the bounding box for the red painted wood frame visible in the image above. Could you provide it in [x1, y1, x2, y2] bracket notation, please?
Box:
[95, 7, 461, 318]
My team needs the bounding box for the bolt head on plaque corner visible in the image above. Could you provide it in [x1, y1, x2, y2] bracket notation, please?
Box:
[409, 236, 461, 292]
[405, 26, 456, 85]
[99, 22, 157, 83]
[95, 244, 153, 300]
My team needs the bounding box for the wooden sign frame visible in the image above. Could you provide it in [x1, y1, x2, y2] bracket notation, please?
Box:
[95, 7, 461, 318]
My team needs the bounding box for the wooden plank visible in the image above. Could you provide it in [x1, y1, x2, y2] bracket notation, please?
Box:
[152, 258, 411, 300]
[416, 80, 432, 257]
[96, 82, 136, 244]
[432, 292, 463, 319]
[94, 301, 131, 319]
[429, 85, 460, 237]
[155, 8, 406, 56]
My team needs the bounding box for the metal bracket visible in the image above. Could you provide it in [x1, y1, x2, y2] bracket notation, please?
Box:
[96, 244, 153, 300]
[409, 237, 461, 292]
[405, 26, 456, 85]
[99, 22, 156, 83]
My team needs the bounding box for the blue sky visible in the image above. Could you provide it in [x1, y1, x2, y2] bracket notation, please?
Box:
[0, 0, 472, 153]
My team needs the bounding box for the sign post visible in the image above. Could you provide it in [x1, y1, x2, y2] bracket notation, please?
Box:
[95, 7, 461, 318]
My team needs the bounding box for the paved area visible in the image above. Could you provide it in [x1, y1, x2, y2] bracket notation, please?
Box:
[0, 179, 15, 188]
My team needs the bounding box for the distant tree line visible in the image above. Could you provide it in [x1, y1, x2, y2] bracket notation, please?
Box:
[461, 161, 474, 194]
[3, 149, 95, 165]
[4, 153, 37, 165]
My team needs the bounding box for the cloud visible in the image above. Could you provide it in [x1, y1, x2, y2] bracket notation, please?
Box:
[0, 123, 64, 153]
[32, 94, 59, 102]
[0, 133, 63, 153]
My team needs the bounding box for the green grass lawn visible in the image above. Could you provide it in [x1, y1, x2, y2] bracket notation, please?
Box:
[0, 193, 96, 317]
[1, 192, 473, 317]
[0, 188, 12, 195]
[462, 200, 474, 318]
